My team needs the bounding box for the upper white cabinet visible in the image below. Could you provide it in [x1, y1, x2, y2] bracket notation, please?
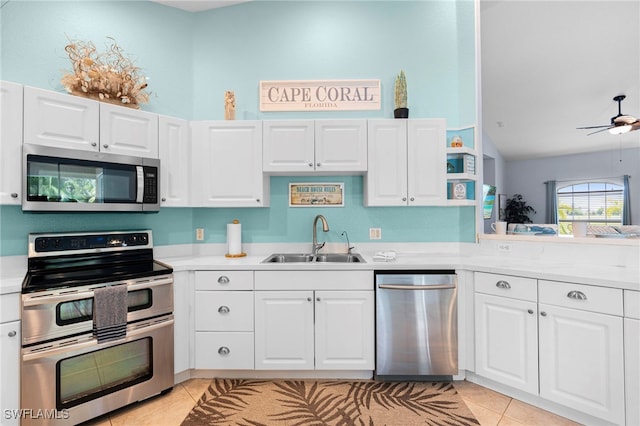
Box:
[365, 118, 446, 206]
[191, 121, 268, 207]
[99, 103, 158, 158]
[263, 119, 367, 173]
[23, 85, 100, 151]
[23, 86, 158, 158]
[0, 81, 23, 204]
[158, 115, 191, 207]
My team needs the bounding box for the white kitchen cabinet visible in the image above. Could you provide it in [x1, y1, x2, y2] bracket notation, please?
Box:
[0, 293, 20, 426]
[159, 115, 191, 206]
[262, 119, 367, 173]
[99, 103, 158, 158]
[624, 290, 639, 426]
[474, 293, 538, 394]
[0, 81, 23, 205]
[23, 85, 100, 151]
[173, 271, 192, 376]
[191, 121, 268, 207]
[194, 271, 255, 370]
[538, 281, 625, 425]
[365, 118, 446, 206]
[254, 290, 374, 371]
[23, 86, 159, 158]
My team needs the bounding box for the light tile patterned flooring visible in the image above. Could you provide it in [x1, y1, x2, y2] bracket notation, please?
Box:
[87, 379, 581, 426]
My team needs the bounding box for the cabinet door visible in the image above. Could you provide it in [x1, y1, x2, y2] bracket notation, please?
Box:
[407, 119, 446, 205]
[263, 120, 315, 172]
[192, 121, 268, 207]
[254, 291, 314, 370]
[23, 86, 100, 151]
[315, 291, 374, 370]
[315, 119, 367, 172]
[365, 119, 408, 206]
[0, 321, 20, 425]
[474, 293, 538, 394]
[625, 318, 639, 426]
[173, 271, 192, 375]
[539, 304, 625, 425]
[100, 103, 159, 158]
[0, 81, 23, 204]
[159, 115, 191, 206]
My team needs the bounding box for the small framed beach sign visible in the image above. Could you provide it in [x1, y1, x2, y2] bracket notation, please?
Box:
[289, 183, 344, 207]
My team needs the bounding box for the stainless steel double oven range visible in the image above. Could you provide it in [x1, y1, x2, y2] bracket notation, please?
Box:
[20, 230, 174, 425]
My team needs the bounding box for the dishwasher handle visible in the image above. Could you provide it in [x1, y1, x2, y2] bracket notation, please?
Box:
[378, 284, 456, 290]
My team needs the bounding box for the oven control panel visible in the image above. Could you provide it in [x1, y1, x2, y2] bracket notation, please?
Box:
[33, 232, 150, 253]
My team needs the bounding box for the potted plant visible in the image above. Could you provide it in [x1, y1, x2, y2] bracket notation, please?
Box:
[394, 70, 408, 118]
[504, 194, 536, 224]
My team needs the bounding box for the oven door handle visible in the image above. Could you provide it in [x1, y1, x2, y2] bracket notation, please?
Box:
[22, 316, 174, 361]
[378, 284, 456, 290]
[22, 275, 173, 306]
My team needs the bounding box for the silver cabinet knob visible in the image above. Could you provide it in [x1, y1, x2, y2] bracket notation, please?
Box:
[402, 197, 407, 201]
[256, 199, 260, 203]
[410, 197, 415, 201]
[540, 311, 547, 317]
[567, 290, 587, 300]
[218, 276, 230, 284]
[316, 297, 321, 302]
[218, 346, 230, 355]
[102, 144, 109, 149]
[218, 305, 230, 314]
[161, 197, 167, 202]
[527, 309, 534, 314]
[316, 163, 321, 167]
[308, 163, 313, 167]
[8, 330, 16, 337]
[91, 142, 97, 147]
[10, 193, 18, 198]
[307, 297, 312, 302]
[496, 280, 511, 289]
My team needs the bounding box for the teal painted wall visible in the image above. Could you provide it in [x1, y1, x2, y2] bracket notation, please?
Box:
[0, 1, 477, 256]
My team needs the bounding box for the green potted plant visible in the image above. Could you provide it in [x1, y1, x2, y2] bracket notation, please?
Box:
[394, 70, 408, 118]
[505, 194, 536, 224]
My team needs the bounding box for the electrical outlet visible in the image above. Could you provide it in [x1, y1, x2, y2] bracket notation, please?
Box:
[196, 228, 204, 241]
[497, 243, 511, 253]
[369, 228, 382, 240]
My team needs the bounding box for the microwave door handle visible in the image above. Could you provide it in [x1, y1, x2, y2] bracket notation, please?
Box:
[136, 166, 144, 203]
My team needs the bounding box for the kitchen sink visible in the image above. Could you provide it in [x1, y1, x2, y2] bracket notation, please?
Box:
[261, 253, 365, 263]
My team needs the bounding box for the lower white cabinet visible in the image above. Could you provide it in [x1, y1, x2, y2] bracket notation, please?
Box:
[254, 290, 374, 370]
[474, 273, 626, 425]
[624, 290, 639, 426]
[194, 270, 255, 370]
[0, 293, 20, 426]
[173, 271, 192, 375]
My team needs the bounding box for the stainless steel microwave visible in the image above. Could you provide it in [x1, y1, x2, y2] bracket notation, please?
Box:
[22, 144, 160, 212]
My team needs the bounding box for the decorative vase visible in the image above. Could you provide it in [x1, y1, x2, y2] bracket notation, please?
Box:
[394, 107, 409, 119]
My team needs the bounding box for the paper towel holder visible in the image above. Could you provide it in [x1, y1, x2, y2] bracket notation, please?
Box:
[225, 219, 247, 258]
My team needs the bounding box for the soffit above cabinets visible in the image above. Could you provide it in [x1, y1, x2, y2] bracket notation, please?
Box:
[149, 0, 250, 12]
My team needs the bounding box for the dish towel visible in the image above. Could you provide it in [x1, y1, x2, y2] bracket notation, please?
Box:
[93, 284, 128, 343]
[373, 250, 397, 262]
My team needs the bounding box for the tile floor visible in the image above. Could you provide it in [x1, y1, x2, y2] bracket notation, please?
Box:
[86, 379, 581, 426]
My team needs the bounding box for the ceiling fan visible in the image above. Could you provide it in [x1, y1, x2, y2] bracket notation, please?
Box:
[577, 95, 640, 135]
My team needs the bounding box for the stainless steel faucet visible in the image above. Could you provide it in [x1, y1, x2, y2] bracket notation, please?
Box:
[312, 214, 330, 255]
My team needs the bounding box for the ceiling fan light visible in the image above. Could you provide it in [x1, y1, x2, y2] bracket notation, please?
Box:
[609, 125, 632, 135]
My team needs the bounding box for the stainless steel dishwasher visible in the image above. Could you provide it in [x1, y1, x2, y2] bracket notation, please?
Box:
[375, 270, 457, 380]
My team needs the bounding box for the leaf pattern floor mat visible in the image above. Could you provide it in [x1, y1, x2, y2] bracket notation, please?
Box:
[181, 379, 480, 426]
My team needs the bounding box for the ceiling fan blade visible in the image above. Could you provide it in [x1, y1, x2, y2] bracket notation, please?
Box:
[586, 127, 613, 136]
[631, 121, 640, 132]
[577, 125, 610, 129]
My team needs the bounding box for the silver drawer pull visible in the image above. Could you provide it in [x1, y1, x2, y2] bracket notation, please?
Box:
[217, 276, 230, 284]
[218, 346, 230, 355]
[567, 290, 587, 300]
[218, 305, 230, 314]
[496, 280, 511, 289]
[8, 330, 17, 337]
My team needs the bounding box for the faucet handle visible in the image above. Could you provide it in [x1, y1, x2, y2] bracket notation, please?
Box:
[341, 231, 354, 253]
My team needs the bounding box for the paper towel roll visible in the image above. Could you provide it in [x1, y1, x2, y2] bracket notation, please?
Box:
[227, 220, 242, 255]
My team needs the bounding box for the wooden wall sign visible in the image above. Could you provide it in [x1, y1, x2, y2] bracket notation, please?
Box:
[260, 79, 381, 112]
[289, 183, 344, 207]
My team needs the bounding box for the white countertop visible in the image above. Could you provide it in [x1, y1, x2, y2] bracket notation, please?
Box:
[3, 239, 639, 295]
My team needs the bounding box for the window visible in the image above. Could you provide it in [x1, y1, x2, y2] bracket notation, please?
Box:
[557, 181, 624, 235]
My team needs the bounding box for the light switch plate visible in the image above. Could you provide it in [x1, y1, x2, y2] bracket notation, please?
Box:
[196, 228, 204, 241]
[369, 228, 382, 240]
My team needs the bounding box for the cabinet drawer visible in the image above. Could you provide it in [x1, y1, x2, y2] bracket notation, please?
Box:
[195, 291, 253, 331]
[539, 280, 623, 316]
[195, 332, 254, 369]
[0, 293, 20, 323]
[195, 270, 253, 290]
[624, 290, 640, 319]
[475, 272, 537, 301]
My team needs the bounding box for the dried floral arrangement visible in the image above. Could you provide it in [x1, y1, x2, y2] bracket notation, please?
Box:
[61, 38, 149, 108]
